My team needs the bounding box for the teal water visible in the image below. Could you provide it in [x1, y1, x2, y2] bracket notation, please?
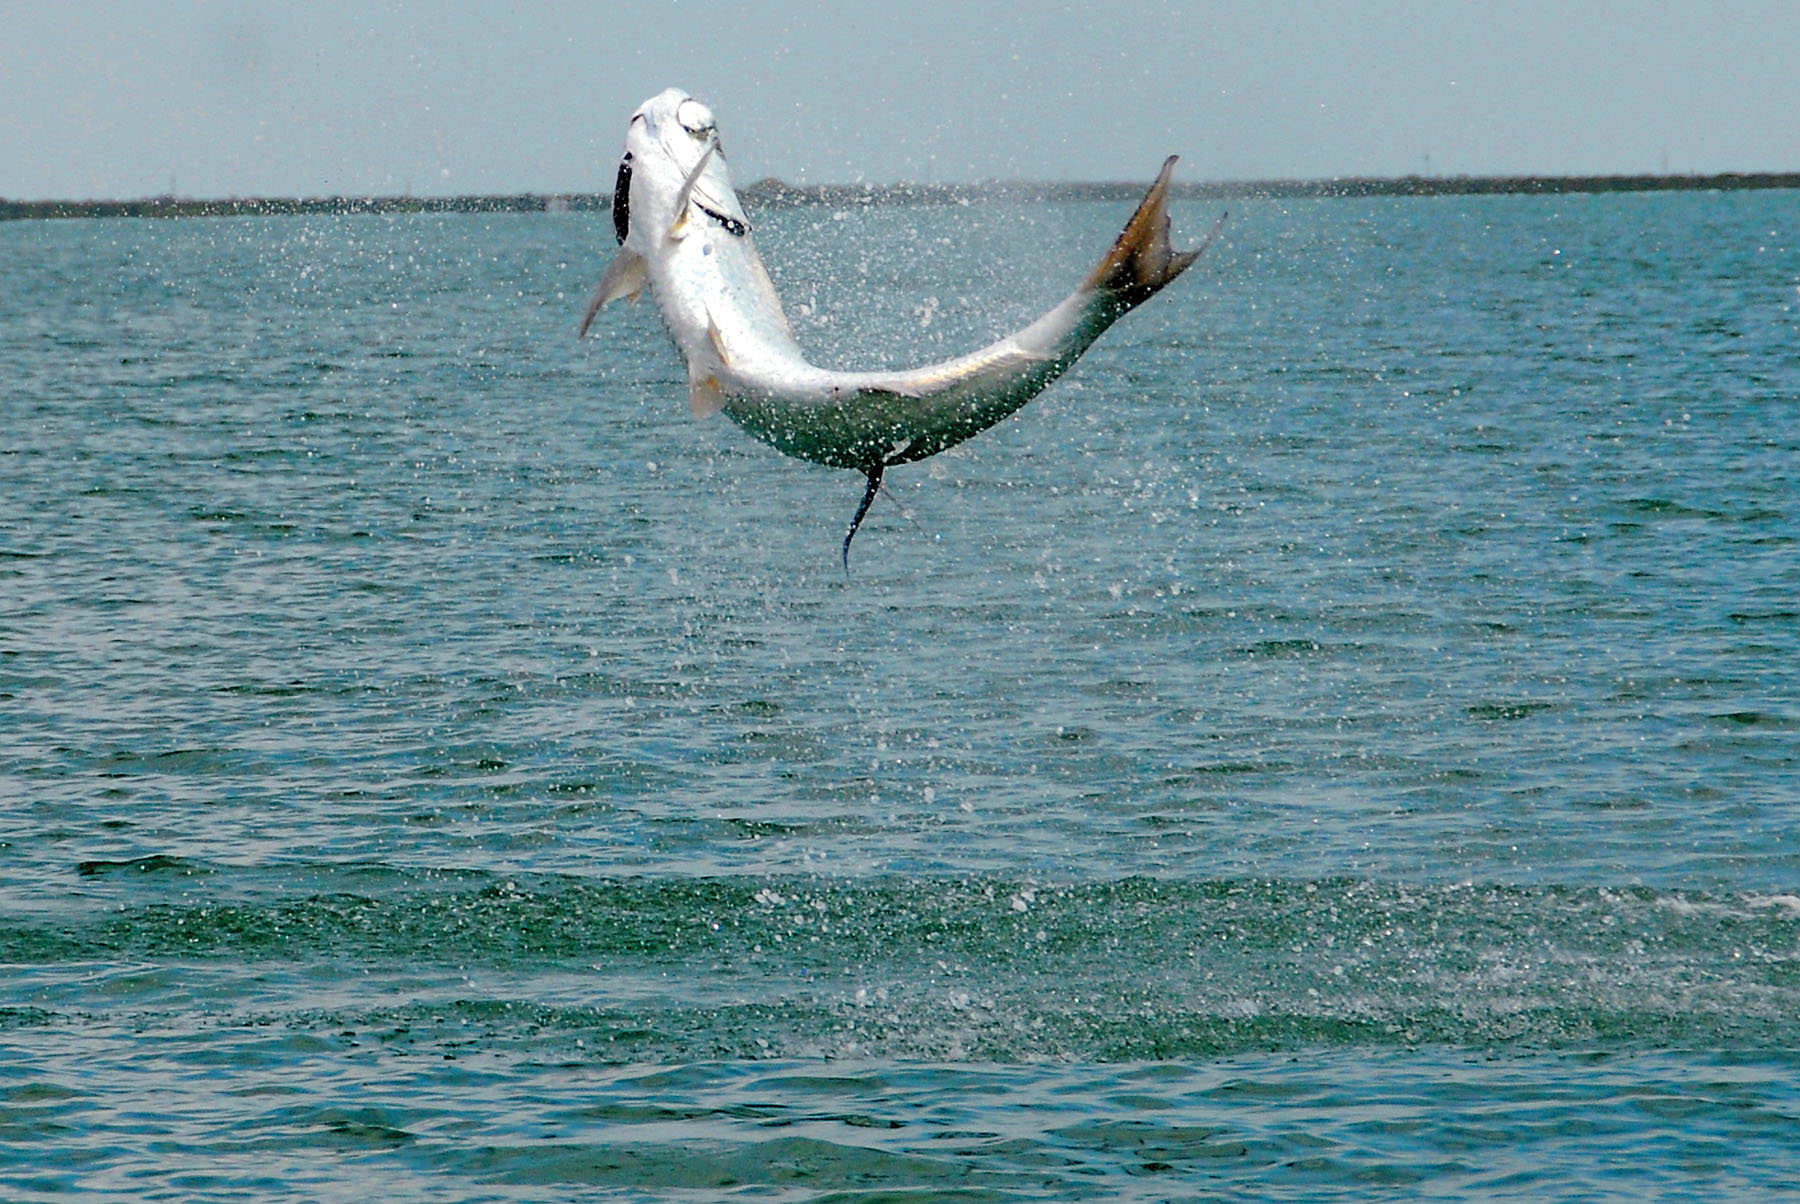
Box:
[3, 189, 1799, 1200]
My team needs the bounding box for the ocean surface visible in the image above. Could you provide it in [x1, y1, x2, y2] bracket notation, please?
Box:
[3, 186, 1798, 1201]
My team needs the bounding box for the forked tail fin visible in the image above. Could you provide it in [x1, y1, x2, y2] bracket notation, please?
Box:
[1083, 156, 1224, 311]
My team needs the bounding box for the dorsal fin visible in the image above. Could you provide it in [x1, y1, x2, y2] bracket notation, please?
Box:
[842, 463, 883, 571]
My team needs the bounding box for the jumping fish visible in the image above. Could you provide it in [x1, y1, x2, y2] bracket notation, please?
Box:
[581, 87, 1221, 566]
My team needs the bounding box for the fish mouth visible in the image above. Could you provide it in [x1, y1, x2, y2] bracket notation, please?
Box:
[625, 90, 726, 185]
[674, 97, 716, 138]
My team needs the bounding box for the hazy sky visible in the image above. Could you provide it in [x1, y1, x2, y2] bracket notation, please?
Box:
[3, 1, 1796, 199]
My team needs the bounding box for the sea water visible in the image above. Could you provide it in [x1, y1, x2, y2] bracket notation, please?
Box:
[2, 188, 1798, 1200]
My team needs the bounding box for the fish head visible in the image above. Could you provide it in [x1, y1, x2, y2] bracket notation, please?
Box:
[612, 88, 750, 250]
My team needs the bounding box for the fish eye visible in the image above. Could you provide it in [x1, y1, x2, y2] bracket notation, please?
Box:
[676, 99, 715, 137]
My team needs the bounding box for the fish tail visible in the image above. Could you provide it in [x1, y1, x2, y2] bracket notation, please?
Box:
[1083, 157, 1223, 310]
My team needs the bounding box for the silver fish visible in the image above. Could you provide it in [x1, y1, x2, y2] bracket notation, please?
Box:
[582, 87, 1221, 566]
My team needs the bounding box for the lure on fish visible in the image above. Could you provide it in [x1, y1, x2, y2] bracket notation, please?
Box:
[582, 88, 1222, 567]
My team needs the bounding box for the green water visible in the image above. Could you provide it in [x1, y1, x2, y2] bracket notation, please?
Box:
[3, 190, 1799, 1199]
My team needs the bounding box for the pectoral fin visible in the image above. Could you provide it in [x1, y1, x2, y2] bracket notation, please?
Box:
[667, 145, 716, 241]
[707, 319, 733, 368]
[577, 248, 648, 337]
[689, 307, 732, 415]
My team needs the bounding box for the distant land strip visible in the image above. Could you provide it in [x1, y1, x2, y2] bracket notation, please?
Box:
[4, 172, 1797, 220]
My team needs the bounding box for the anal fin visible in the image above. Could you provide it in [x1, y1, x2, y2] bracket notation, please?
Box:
[689, 373, 727, 419]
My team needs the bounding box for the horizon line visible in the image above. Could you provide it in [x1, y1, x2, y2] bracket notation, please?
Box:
[5, 169, 1798, 219]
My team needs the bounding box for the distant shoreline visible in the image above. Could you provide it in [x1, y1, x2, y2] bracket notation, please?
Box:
[4, 171, 1796, 220]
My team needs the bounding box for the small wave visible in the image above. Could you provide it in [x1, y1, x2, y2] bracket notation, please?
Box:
[1709, 710, 1799, 729]
[14, 873, 1800, 1062]
[1465, 701, 1557, 721]
[75, 853, 213, 879]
